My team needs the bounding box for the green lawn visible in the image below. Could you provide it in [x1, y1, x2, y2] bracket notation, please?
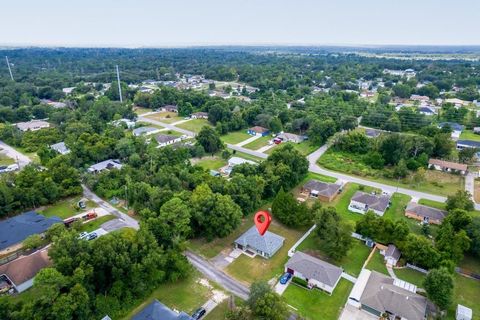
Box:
[243, 136, 271, 150]
[79, 215, 116, 232]
[287, 141, 318, 156]
[447, 274, 480, 320]
[283, 279, 353, 320]
[365, 250, 388, 276]
[221, 130, 251, 144]
[303, 172, 338, 184]
[296, 235, 371, 277]
[318, 150, 464, 197]
[383, 193, 430, 235]
[123, 272, 212, 319]
[134, 107, 152, 115]
[145, 112, 183, 124]
[39, 197, 93, 219]
[224, 221, 306, 285]
[177, 119, 212, 133]
[205, 297, 243, 320]
[393, 268, 426, 288]
[0, 154, 14, 166]
[330, 183, 380, 224]
[193, 156, 227, 171]
[418, 198, 447, 210]
[459, 254, 480, 274]
[460, 130, 480, 142]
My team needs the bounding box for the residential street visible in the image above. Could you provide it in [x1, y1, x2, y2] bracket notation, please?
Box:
[185, 250, 250, 300]
[82, 184, 139, 230]
[226, 143, 268, 159]
[0, 140, 32, 168]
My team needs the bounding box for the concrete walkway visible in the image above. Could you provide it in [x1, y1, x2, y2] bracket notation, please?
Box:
[465, 172, 476, 201]
[341, 272, 357, 283]
[257, 143, 276, 153]
[386, 265, 397, 279]
[236, 134, 261, 147]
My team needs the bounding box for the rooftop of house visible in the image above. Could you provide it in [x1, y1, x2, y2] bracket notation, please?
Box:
[418, 106, 435, 113]
[155, 134, 179, 144]
[360, 270, 428, 320]
[285, 252, 343, 287]
[364, 128, 382, 138]
[438, 122, 464, 132]
[15, 120, 50, 131]
[248, 126, 269, 133]
[228, 156, 257, 167]
[88, 159, 122, 172]
[50, 141, 70, 154]
[0, 212, 62, 251]
[192, 112, 208, 116]
[0, 249, 50, 286]
[132, 299, 193, 320]
[234, 226, 285, 256]
[457, 140, 480, 148]
[163, 104, 178, 110]
[277, 132, 303, 140]
[303, 180, 342, 198]
[351, 191, 391, 213]
[385, 244, 401, 261]
[406, 202, 447, 221]
[428, 158, 467, 171]
[132, 126, 158, 136]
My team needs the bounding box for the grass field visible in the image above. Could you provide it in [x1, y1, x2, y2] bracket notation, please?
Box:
[40, 197, 96, 219]
[393, 268, 426, 288]
[224, 220, 305, 285]
[447, 275, 480, 320]
[283, 279, 353, 320]
[418, 198, 447, 210]
[296, 236, 371, 277]
[221, 130, 251, 144]
[304, 172, 338, 183]
[460, 130, 480, 142]
[365, 250, 389, 276]
[145, 111, 183, 123]
[133, 107, 152, 115]
[193, 156, 227, 171]
[0, 153, 15, 166]
[79, 215, 116, 232]
[318, 150, 464, 197]
[123, 272, 212, 319]
[243, 136, 272, 150]
[177, 119, 212, 133]
[459, 254, 480, 274]
[287, 141, 318, 156]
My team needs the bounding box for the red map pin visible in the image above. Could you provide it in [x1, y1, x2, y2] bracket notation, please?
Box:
[254, 211, 272, 236]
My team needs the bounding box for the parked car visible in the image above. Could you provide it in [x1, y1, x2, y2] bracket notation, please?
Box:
[64, 217, 79, 228]
[87, 232, 98, 241]
[78, 201, 86, 209]
[279, 272, 292, 284]
[191, 307, 206, 320]
[82, 212, 97, 221]
[78, 232, 89, 240]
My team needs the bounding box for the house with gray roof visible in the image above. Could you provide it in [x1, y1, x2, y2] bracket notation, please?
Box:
[456, 139, 480, 150]
[15, 120, 50, 132]
[405, 202, 447, 225]
[348, 269, 428, 320]
[132, 299, 193, 320]
[0, 211, 62, 256]
[348, 191, 391, 216]
[87, 159, 122, 174]
[50, 141, 70, 155]
[302, 180, 342, 202]
[155, 134, 182, 148]
[234, 226, 285, 259]
[382, 244, 401, 267]
[285, 252, 343, 294]
[132, 126, 159, 137]
[276, 132, 305, 143]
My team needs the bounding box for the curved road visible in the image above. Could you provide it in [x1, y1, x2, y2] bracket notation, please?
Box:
[0, 140, 32, 168]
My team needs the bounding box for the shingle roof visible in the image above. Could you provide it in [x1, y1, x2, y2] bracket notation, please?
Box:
[249, 126, 269, 133]
[406, 202, 447, 222]
[88, 159, 122, 172]
[438, 122, 464, 132]
[428, 159, 467, 171]
[457, 140, 480, 148]
[155, 134, 178, 144]
[0, 249, 50, 285]
[360, 271, 427, 320]
[132, 127, 158, 136]
[385, 244, 401, 261]
[303, 180, 342, 198]
[132, 299, 193, 320]
[50, 141, 70, 154]
[0, 212, 62, 251]
[285, 252, 343, 287]
[234, 226, 285, 256]
[351, 191, 390, 213]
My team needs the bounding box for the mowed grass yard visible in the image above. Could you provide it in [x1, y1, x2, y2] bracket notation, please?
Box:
[122, 272, 212, 320]
[177, 119, 212, 133]
[224, 220, 306, 285]
[40, 197, 96, 219]
[365, 250, 388, 276]
[460, 130, 480, 142]
[447, 275, 480, 320]
[221, 130, 251, 144]
[283, 279, 353, 320]
[318, 150, 464, 197]
[0, 153, 15, 166]
[393, 267, 426, 288]
[79, 215, 116, 232]
[191, 156, 227, 171]
[296, 235, 371, 277]
[145, 111, 183, 123]
[243, 136, 272, 150]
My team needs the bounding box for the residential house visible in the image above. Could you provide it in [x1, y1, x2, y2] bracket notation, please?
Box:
[285, 252, 343, 294]
[112, 118, 136, 129]
[445, 98, 469, 108]
[163, 105, 178, 113]
[16, 120, 50, 132]
[301, 180, 342, 202]
[474, 127, 480, 134]
[191, 112, 208, 119]
[155, 134, 182, 148]
[87, 159, 122, 174]
[132, 126, 160, 137]
[62, 87, 76, 95]
[222, 156, 257, 176]
[247, 126, 270, 136]
[410, 95, 430, 103]
[438, 122, 464, 140]
[0, 211, 62, 257]
[234, 226, 285, 259]
[364, 128, 382, 138]
[348, 191, 391, 216]
[276, 132, 305, 143]
[405, 202, 447, 225]
[40, 99, 67, 109]
[348, 269, 427, 320]
[0, 249, 50, 293]
[50, 141, 70, 155]
[428, 159, 467, 175]
[132, 299, 193, 320]
[456, 140, 480, 150]
[418, 106, 436, 116]
[381, 244, 401, 267]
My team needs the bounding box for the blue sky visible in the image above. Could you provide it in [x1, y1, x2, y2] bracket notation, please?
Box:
[1, 0, 479, 47]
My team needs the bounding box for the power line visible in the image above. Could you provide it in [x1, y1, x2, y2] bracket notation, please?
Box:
[5, 56, 14, 81]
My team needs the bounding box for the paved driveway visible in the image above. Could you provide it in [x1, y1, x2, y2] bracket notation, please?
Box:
[274, 278, 290, 295]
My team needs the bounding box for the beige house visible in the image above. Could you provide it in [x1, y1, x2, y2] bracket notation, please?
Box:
[428, 158, 467, 175]
[15, 120, 50, 132]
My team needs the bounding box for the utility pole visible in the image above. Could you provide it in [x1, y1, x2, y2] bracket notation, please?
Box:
[5, 56, 14, 81]
[115, 65, 123, 103]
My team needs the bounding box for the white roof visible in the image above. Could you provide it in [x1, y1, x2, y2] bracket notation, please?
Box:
[228, 157, 256, 166]
[349, 269, 371, 303]
[457, 304, 473, 317]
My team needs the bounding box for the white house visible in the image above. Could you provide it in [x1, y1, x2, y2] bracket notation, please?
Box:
[50, 141, 70, 155]
[285, 252, 343, 294]
[191, 112, 208, 119]
[348, 191, 391, 216]
[155, 134, 182, 148]
[88, 159, 122, 174]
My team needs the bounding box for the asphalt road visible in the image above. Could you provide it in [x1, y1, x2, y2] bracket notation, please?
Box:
[0, 140, 32, 168]
[185, 250, 250, 300]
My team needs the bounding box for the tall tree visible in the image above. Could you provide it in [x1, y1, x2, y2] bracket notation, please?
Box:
[423, 268, 454, 311]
